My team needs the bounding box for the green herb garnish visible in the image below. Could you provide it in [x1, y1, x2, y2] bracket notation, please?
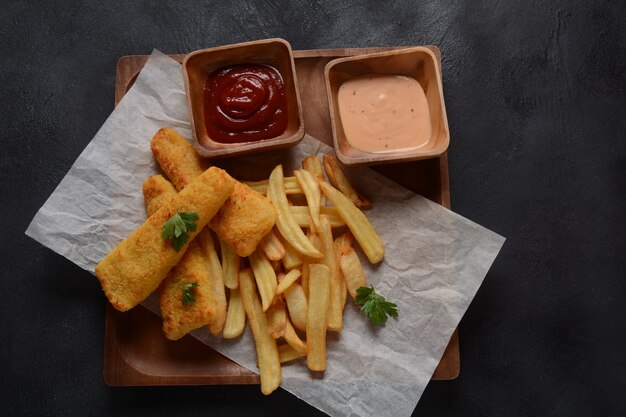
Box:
[355, 286, 398, 325]
[161, 211, 199, 252]
[181, 282, 199, 305]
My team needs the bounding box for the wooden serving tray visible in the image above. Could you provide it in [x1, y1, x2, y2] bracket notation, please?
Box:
[104, 47, 459, 386]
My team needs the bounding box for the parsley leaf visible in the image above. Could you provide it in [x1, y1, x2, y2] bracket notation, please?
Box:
[355, 286, 399, 325]
[181, 282, 199, 305]
[161, 212, 199, 252]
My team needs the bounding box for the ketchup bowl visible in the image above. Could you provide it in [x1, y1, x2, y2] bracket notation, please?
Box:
[183, 38, 305, 158]
[324, 46, 449, 166]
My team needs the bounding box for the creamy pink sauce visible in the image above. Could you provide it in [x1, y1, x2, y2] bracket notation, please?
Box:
[337, 74, 431, 153]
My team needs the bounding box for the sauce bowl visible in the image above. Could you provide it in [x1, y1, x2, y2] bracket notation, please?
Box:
[324, 46, 449, 166]
[183, 38, 305, 159]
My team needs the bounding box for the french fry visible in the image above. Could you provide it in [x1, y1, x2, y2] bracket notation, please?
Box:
[334, 232, 352, 310]
[244, 176, 302, 195]
[341, 274, 348, 309]
[266, 297, 287, 339]
[259, 229, 286, 261]
[319, 181, 384, 264]
[319, 216, 343, 331]
[239, 268, 281, 395]
[223, 288, 246, 339]
[198, 230, 227, 336]
[294, 169, 321, 230]
[306, 264, 330, 372]
[302, 155, 326, 206]
[278, 344, 306, 364]
[301, 232, 322, 299]
[276, 269, 302, 295]
[271, 259, 282, 272]
[340, 248, 368, 300]
[219, 237, 240, 290]
[248, 249, 278, 312]
[267, 165, 322, 259]
[301, 263, 309, 299]
[323, 155, 372, 209]
[279, 233, 303, 270]
[289, 206, 345, 228]
[284, 316, 307, 354]
[283, 282, 308, 332]
[333, 231, 353, 257]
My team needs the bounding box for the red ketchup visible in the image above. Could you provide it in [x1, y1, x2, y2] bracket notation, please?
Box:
[203, 64, 288, 144]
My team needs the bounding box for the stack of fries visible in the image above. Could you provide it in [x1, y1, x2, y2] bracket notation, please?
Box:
[99, 128, 385, 395]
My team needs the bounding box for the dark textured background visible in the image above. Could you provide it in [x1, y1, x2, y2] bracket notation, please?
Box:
[1, 1, 625, 416]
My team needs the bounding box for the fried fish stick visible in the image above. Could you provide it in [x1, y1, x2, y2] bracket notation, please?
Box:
[151, 129, 277, 257]
[150, 128, 209, 191]
[96, 167, 235, 312]
[143, 175, 215, 340]
[143, 175, 177, 217]
[159, 242, 215, 340]
[209, 182, 277, 257]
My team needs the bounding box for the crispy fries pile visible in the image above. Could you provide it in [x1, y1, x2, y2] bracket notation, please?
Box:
[142, 128, 384, 395]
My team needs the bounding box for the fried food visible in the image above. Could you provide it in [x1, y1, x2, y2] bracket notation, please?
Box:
[150, 128, 209, 191]
[278, 344, 306, 364]
[244, 176, 302, 195]
[96, 166, 235, 312]
[266, 297, 287, 339]
[323, 155, 372, 209]
[142, 175, 177, 217]
[223, 288, 246, 339]
[283, 282, 308, 332]
[276, 269, 302, 295]
[158, 241, 216, 340]
[259, 229, 286, 261]
[143, 175, 214, 340]
[302, 155, 326, 206]
[150, 128, 277, 257]
[319, 215, 343, 331]
[267, 165, 322, 258]
[239, 268, 281, 395]
[209, 182, 277, 257]
[219, 237, 240, 289]
[306, 264, 330, 372]
[249, 249, 278, 311]
[197, 230, 227, 336]
[279, 234, 303, 270]
[294, 169, 321, 230]
[319, 181, 384, 264]
[289, 206, 345, 228]
[340, 248, 368, 300]
[284, 316, 307, 354]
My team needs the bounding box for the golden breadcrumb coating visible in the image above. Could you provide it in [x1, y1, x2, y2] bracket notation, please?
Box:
[95, 167, 235, 312]
[210, 182, 277, 257]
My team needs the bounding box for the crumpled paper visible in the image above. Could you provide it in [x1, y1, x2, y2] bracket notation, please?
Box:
[26, 50, 504, 417]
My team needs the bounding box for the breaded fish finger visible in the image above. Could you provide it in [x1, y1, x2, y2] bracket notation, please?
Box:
[143, 175, 215, 340]
[150, 128, 209, 191]
[150, 129, 277, 257]
[142, 175, 176, 216]
[209, 182, 277, 257]
[96, 166, 235, 312]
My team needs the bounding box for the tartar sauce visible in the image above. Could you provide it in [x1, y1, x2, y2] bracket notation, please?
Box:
[337, 74, 431, 153]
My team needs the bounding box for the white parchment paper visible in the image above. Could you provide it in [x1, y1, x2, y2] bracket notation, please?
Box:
[26, 50, 505, 417]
